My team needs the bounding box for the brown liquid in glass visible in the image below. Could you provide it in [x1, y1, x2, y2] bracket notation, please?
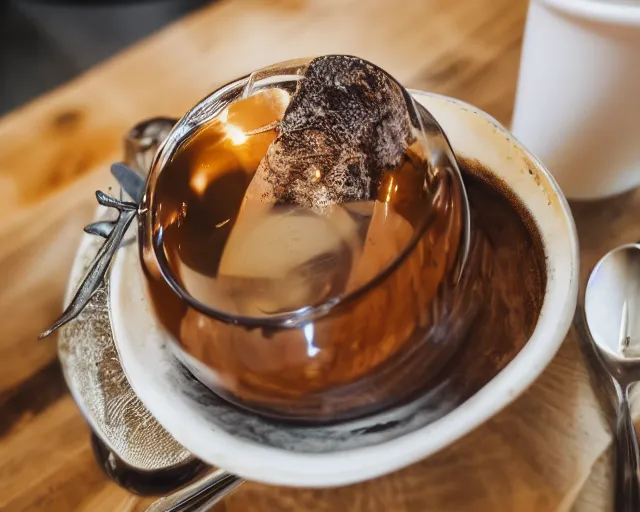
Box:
[143, 95, 546, 422]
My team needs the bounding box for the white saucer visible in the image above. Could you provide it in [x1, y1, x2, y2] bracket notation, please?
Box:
[109, 92, 579, 488]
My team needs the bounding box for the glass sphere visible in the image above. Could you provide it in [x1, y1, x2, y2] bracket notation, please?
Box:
[139, 56, 479, 422]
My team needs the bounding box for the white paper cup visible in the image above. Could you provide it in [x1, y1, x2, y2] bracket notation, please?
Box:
[512, 0, 640, 199]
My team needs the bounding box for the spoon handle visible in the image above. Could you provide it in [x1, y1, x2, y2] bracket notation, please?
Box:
[615, 385, 640, 512]
[145, 468, 243, 512]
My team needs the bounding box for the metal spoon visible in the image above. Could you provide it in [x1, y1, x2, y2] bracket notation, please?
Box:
[583, 243, 640, 511]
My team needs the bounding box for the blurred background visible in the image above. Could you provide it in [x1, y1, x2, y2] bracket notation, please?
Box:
[0, 0, 209, 115]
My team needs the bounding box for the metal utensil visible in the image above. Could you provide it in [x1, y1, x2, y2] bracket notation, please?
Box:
[583, 243, 640, 512]
[145, 467, 243, 512]
[37, 117, 173, 339]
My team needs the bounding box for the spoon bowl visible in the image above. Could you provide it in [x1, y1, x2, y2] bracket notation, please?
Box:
[586, 243, 640, 382]
[584, 243, 640, 511]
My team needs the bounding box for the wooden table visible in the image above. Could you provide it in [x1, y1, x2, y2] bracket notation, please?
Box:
[1, 0, 637, 510]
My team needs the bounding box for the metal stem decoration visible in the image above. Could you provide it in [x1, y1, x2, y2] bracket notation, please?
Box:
[39, 163, 145, 339]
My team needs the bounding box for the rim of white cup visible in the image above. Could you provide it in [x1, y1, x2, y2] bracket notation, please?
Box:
[539, 0, 640, 26]
[110, 91, 580, 488]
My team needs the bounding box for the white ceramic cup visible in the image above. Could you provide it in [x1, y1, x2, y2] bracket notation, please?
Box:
[511, 0, 640, 200]
[110, 91, 579, 487]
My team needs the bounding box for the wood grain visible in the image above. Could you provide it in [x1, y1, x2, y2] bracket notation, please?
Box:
[0, 0, 627, 510]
